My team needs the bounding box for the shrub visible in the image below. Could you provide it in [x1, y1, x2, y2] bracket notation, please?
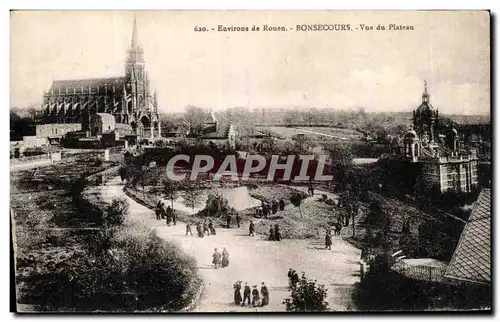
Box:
[283, 272, 329, 312]
[104, 198, 129, 226]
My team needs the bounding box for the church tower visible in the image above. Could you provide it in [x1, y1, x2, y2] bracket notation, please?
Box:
[412, 80, 439, 144]
[125, 16, 150, 113]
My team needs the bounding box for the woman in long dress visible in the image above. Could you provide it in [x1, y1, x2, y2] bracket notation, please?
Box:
[233, 281, 242, 305]
[325, 229, 332, 250]
[221, 248, 229, 268]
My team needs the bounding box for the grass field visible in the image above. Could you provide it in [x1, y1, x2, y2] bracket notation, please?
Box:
[255, 126, 362, 141]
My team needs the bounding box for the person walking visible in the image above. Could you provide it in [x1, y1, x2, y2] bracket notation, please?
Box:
[209, 220, 216, 235]
[274, 224, 281, 241]
[249, 220, 255, 237]
[233, 281, 242, 305]
[242, 282, 251, 306]
[287, 268, 293, 290]
[236, 213, 241, 228]
[203, 220, 210, 236]
[196, 222, 204, 238]
[155, 200, 162, 220]
[186, 223, 193, 236]
[251, 285, 260, 307]
[171, 208, 176, 226]
[260, 282, 269, 307]
[221, 247, 229, 268]
[165, 205, 173, 226]
[226, 214, 232, 228]
[325, 229, 332, 250]
[212, 248, 221, 269]
[269, 225, 275, 241]
[291, 270, 299, 289]
[279, 198, 285, 211]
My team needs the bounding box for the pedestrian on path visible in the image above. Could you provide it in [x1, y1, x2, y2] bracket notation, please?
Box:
[203, 220, 210, 236]
[226, 214, 232, 228]
[155, 200, 162, 220]
[291, 270, 299, 289]
[236, 213, 241, 228]
[251, 285, 260, 307]
[196, 222, 204, 238]
[212, 248, 221, 269]
[209, 220, 216, 235]
[233, 281, 242, 305]
[325, 229, 332, 250]
[279, 198, 285, 211]
[221, 247, 229, 268]
[249, 220, 255, 237]
[287, 268, 293, 290]
[260, 282, 269, 307]
[242, 282, 251, 306]
[274, 224, 281, 241]
[172, 208, 176, 226]
[269, 225, 275, 241]
[186, 223, 193, 236]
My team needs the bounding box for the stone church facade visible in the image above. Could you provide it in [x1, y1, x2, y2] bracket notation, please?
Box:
[382, 81, 478, 194]
[42, 17, 160, 139]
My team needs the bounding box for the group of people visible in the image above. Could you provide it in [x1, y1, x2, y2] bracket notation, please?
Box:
[287, 269, 300, 290]
[155, 200, 176, 226]
[186, 220, 217, 238]
[268, 224, 281, 241]
[233, 281, 269, 307]
[256, 199, 286, 218]
[212, 248, 230, 269]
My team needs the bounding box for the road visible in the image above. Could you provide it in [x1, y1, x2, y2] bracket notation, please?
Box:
[94, 177, 361, 312]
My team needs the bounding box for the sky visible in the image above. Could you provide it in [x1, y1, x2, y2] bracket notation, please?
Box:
[10, 10, 490, 115]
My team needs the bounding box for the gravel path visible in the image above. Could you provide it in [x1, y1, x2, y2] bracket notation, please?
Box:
[96, 177, 361, 312]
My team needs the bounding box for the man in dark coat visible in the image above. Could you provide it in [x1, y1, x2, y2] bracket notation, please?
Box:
[272, 200, 278, 214]
[155, 200, 162, 220]
[287, 268, 293, 290]
[186, 223, 193, 236]
[242, 282, 251, 306]
[236, 213, 241, 228]
[209, 219, 216, 235]
[325, 229, 332, 250]
[291, 270, 299, 289]
[251, 285, 260, 307]
[269, 225, 275, 241]
[274, 224, 281, 241]
[279, 199, 285, 211]
[226, 215, 232, 228]
[249, 220, 255, 237]
[165, 205, 173, 226]
[260, 282, 269, 306]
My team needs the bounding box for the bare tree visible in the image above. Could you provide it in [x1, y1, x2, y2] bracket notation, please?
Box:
[161, 178, 179, 210]
[181, 182, 204, 211]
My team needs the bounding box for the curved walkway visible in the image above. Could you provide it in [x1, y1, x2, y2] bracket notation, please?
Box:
[95, 177, 361, 312]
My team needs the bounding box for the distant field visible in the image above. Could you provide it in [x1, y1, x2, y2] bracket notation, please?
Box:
[295, 127, 362, 140]
[255, 126, 362, 141]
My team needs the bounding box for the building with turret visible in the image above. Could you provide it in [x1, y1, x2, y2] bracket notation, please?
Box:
[381, 81, 478, 194]
[41, 17, 161, 140]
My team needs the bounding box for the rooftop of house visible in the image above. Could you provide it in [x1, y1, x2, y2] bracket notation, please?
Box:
[444, 189, 491, 285]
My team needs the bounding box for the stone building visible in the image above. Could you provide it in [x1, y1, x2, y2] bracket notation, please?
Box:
[382, 81, 478, 194]
[41, 17, 161, 140]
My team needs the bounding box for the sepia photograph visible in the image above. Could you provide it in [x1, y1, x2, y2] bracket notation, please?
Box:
[9, 10, 491, 313]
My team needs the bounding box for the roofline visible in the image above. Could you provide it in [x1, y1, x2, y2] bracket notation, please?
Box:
[52, 76, 126, 83]
[444, 189, 491, 284]
[443, 274, 490, 286]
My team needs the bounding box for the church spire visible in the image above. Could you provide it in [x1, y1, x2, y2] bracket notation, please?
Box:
[422, 80, 430, 103]
[131, 15, 138, 49]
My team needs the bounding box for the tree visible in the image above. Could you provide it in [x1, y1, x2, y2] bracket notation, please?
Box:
[290, 192, 305, 218]
[325, 143, 354, 191]
[283, 272, 329, 312]
[181, 182, 204, 211]
[104, 198, 129, 226]
[161, 179, 179, 210]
